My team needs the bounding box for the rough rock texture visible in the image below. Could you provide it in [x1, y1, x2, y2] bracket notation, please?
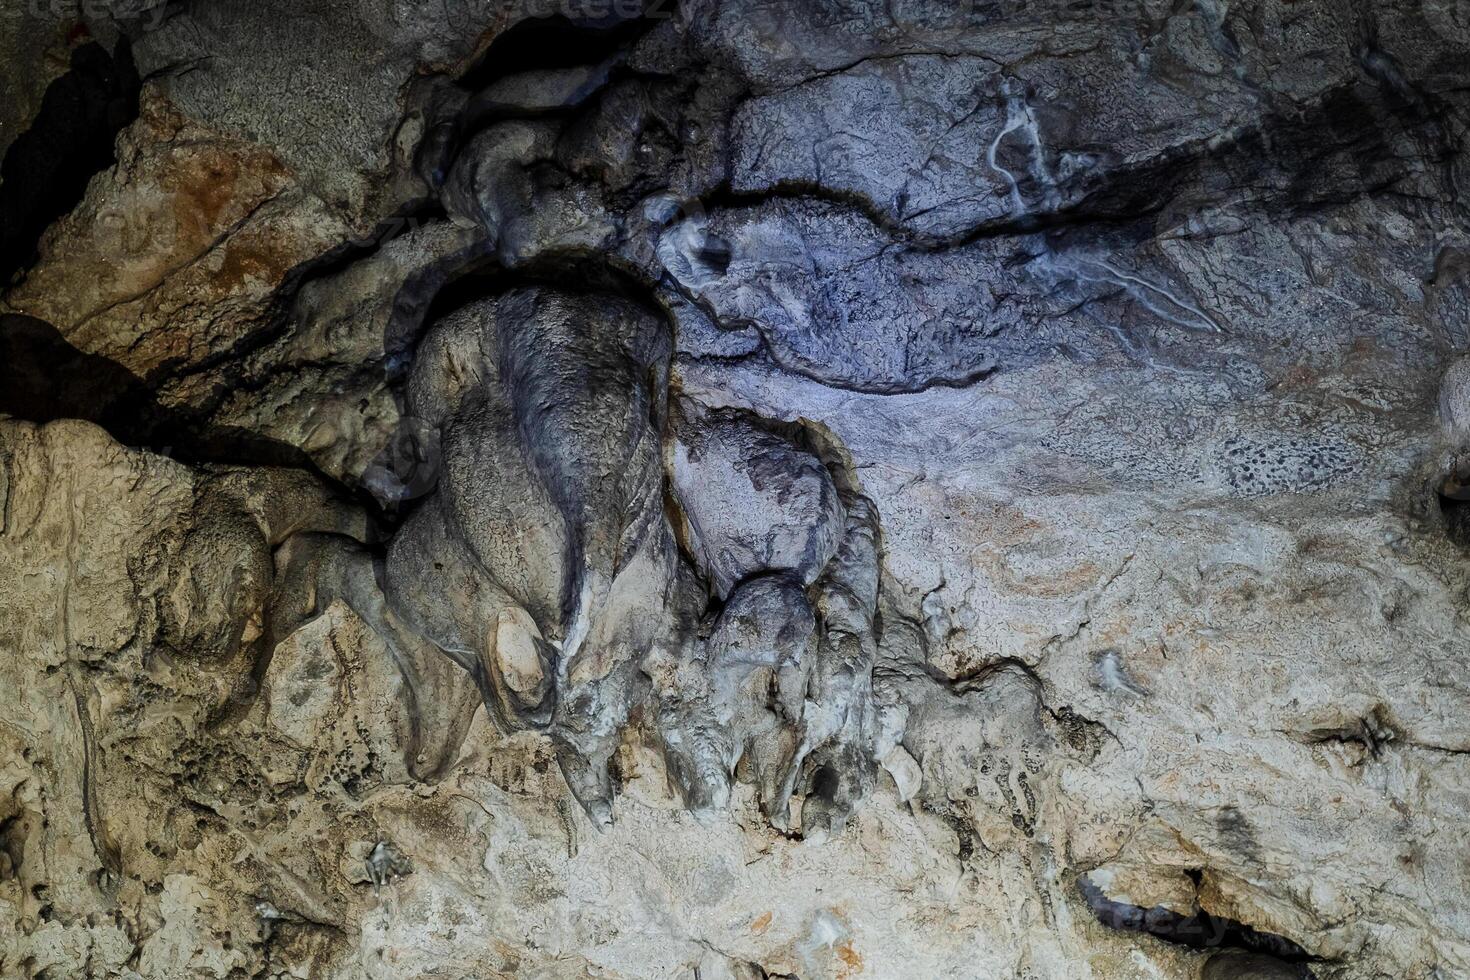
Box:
[3, 0, 1470, 977]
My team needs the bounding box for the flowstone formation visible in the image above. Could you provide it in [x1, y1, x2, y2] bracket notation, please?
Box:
[2, 0, 1470, 977]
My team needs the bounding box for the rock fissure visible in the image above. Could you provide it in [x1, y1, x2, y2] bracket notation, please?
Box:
[2, 0, 1470, 977]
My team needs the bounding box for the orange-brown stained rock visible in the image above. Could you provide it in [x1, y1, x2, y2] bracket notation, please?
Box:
[3, 90, 343, 380]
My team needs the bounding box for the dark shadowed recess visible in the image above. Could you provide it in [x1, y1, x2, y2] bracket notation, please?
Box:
[0, 39, 140, 287]
[405, 249, 671, 350]
[455, 0, 672, 90]
[1437, 480, 1470, 548]
[0, 314, 386, 527]
[414, 0, 680, 189]
[1079, 876, 1317, 975]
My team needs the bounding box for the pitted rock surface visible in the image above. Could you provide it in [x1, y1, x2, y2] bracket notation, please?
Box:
[2, 1, 1470, 978]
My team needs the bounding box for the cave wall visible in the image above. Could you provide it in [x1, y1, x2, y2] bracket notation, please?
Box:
[2, 1, 1470, 977]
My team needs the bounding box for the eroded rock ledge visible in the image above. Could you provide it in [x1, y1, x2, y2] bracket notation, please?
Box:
[2, 1, 1469, 977]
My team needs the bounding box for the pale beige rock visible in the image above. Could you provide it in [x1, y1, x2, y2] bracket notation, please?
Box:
[5, 93, 346, 381]
[3, 1, 1470, 978]
[1441, 355, 1470, 443]
[1085, 863, 1200, 917]
[257, 601, 415, 791]
[493, 606, 548, 695]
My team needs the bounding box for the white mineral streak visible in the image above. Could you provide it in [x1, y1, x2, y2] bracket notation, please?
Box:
[2, 0, 1469, 977]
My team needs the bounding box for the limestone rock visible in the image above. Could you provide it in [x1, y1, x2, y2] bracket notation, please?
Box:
[3, 1, 1470, 978]
[1441, 354, 1470, 442]
[670, 404, 844, 598]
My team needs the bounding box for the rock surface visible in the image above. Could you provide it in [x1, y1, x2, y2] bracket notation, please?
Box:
[2, 0, 1470, 978]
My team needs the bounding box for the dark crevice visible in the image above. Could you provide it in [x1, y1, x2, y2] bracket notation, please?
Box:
[0, 313, 386, 528]
[1, 138, 449, 533]
[923, 654, 1047, 695]
[455, 2, 672, 91]
[1435, 464, 1470, 549]
[698, 70, 1466, 260]
[0, 39, 140, 288]
[1352, 0, 1465, 205]
[696, 142, 1170, 255]
[381, 245, 498, 380]
[1438, 490, 1470, 548]
[1080, 876, 1318, 967]
[431, 1, 680, 174]
[0, 813, 23, 873]
[163, 197, 452, 396]
[415, 247, 673, 333]
[401, 247, 679, 402]
[452, 0, 676, 150]
[66, 665, 122, 882]
[88, 194, 468, 532]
